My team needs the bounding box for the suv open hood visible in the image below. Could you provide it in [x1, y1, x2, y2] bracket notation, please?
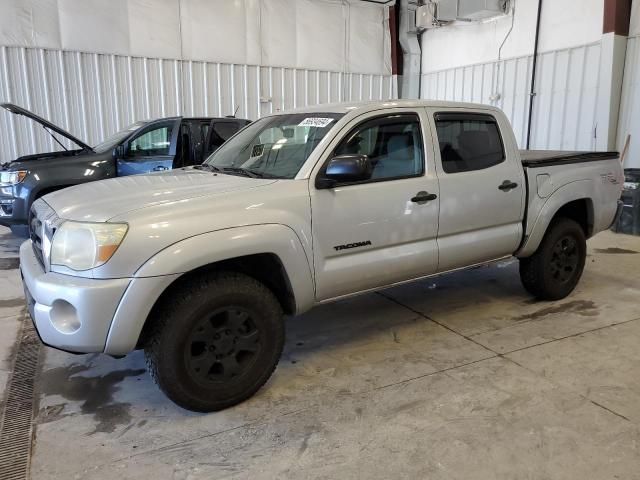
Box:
[1, 103, 93, 152]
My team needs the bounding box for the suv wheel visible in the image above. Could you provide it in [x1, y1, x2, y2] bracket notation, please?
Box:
[519, 218, 587, 300]
[145, 271, 284, 412]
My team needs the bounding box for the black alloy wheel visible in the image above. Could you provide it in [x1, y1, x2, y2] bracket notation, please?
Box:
[185, 307, 261, 384]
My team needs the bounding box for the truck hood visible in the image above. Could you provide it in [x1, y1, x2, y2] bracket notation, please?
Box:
[43, 168, 277, 222]
[1, 103, 93, 152]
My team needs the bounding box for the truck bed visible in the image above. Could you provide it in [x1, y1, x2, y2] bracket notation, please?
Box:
[520, 150, 619, 168]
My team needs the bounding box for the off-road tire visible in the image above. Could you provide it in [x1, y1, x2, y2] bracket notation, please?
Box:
[144, 271, 284, 412]
[519, 218, 587, 300]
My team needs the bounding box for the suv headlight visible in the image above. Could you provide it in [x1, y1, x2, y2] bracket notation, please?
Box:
[50, 221, 128, 271]
[0, 170, 27, 186]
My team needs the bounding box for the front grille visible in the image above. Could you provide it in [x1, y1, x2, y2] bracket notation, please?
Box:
[28, 199, 60, 270]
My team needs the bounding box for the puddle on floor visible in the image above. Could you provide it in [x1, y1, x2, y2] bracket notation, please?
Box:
[0, 297, 25, 309]
[39, 363, 146, 434]
[513, 300, 599, 321]
[0, 258, 20, 270]
[594, 247, 639, 254]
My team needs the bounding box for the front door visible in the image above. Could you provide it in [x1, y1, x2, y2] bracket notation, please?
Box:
[310, 109, 440, 301]
[116, 119, 180, 176]
[427, 109, 525, 272]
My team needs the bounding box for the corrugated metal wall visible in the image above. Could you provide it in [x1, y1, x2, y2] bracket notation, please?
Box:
[0, 46, 397, 161]
[617, 34, 640, 168]
[421, 42, 602, 150]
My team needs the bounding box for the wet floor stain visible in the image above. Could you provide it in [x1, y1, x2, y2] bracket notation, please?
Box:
[39, 363, 146, 434]
[0, 258, 19, 270]
[0, 297, 25, 308]
[0, 232, 22, 255]
[594, 247, 639, 254]
[513, 300, 599, 321]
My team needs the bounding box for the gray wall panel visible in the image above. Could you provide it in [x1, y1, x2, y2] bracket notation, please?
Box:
[0, 46, 397, 161]
[421, 42, 601, 150]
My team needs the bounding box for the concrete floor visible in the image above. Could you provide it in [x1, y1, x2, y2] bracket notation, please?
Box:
[1, 226, 640, 479]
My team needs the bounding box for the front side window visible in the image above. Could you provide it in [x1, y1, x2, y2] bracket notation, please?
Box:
[333, 113, 424, 181]
[434, 113, 505, 174]
[128, 124, 174, 157]
[204, 113, 343, 179]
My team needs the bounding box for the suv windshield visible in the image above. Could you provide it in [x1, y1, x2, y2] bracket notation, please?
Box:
[204, 113, 344, 179]
[93, 121, 147, 154]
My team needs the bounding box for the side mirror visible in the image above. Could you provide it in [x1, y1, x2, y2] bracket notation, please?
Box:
[317, 154, 372, 188]
[113, 144, 126, 159]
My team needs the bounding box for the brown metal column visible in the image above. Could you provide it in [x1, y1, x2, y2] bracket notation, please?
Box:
[597, 0, 632, 150]
[389, 3, 402, 76]
[603, 0, 632, 35]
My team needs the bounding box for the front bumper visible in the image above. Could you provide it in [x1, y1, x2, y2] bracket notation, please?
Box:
[0, 185, 28, 226]
[20, 240, 131, 353]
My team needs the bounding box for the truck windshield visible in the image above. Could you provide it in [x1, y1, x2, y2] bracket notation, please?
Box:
[204, 113, 344, 179]
[93, 121, 147, 154]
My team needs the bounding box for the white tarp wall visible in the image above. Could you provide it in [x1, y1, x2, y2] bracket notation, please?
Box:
[420, 0, 608, 151]
[617, 1, 640, 168]
[0, 0, 395, 160]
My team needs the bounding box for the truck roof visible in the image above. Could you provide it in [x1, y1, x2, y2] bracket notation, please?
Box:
[281, 99, 503, 116]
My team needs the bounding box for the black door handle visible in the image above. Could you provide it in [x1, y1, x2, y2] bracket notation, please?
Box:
[411, 191, 438, 204]
[498, 180, 518, 191]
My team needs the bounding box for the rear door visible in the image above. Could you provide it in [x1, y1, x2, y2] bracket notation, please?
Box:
[427, 109, 525, 271]
[116, 119, 180, 176]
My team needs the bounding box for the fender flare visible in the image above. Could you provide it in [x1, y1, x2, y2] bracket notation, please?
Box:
[104, 224, 316, 355]
[135, 223, 316, 310]
[516, 179, 594, 258]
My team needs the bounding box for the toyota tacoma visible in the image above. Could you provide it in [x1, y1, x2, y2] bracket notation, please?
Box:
[19, 100, 624, 411]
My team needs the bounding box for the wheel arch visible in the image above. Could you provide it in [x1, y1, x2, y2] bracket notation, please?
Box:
[104, 224, 315, 355]
[517, 180, 595, 258]
[135, 253, 296, 349]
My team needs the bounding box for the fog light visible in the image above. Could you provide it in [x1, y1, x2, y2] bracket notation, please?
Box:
[49, 300, 81, 334]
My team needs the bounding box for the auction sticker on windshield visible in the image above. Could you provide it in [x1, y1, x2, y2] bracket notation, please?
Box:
[298, 118, 335, 128]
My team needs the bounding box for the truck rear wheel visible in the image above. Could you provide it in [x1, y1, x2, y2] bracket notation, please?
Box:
[144, 271, 284, 412]
[519, 218, 586, 300]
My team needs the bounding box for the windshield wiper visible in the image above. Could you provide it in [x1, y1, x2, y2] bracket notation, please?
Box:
[220, 166, 258, 177]
[195, 164, 277, 179]
[221, 166, 278, 178]
[193, 164, 222, 173]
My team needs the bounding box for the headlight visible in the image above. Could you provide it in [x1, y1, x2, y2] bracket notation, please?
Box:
[50, 221, 128, 271]
[0, 170, 27, 186]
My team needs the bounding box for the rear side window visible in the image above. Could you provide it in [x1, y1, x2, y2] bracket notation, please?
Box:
[434, 113, 505, 174]
[207, 121, 245, 153]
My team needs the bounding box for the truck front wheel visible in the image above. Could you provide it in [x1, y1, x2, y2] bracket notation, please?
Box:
[519, 218, 587, 300]
[144, 271, 285, 412]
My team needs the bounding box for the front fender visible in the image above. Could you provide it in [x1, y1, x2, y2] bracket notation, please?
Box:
[516, 180, 594, 257]
[135, 223, 315, 310]
[104, 224, 316, 355]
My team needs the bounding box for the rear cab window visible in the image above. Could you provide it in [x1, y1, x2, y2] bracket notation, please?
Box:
[434, 113, 505, 174]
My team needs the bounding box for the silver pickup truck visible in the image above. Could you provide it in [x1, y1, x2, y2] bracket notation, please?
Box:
[20, 100, 623, 412]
